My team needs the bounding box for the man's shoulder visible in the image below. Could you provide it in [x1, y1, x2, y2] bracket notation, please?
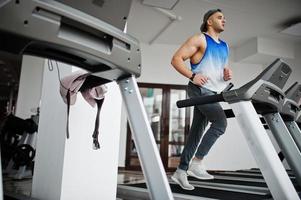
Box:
[188, 33, 206, 45]
[192, 33, 205, 39]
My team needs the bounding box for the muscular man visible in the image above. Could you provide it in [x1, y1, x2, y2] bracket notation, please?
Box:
[171, 9, 232, 190]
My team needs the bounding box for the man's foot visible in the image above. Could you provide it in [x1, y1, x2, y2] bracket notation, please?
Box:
[187, 161, 214, 180]
[171, 169, 195, 190]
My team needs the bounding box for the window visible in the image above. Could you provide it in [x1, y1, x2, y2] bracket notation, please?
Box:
[125, 83, 191, 171]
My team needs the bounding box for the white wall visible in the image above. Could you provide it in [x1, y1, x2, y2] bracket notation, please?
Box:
[32, 61, 70, 200]
[30, 60, 121, 200]
[60, 79, 122, 200]
[138, 43, 186, 85]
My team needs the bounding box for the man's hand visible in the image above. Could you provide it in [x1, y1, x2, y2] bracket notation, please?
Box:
[193, 73, 209, 86]
[223, 67, 232, 81]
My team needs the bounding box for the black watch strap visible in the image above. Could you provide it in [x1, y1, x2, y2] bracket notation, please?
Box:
[189, 73, 196, 81]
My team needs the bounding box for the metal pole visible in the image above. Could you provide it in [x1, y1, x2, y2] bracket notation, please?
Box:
[264, 113, 301, 187]
[118, 76, 174, 200]
[285, 121, 301, 152]
[230, 101, 299, 200]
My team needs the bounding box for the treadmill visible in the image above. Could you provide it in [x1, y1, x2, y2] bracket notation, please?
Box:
[237, 83, 301, 179]
[282, 83, 301, 152]
[187, 82, 301, 196]
[257, 83, 301, 187]
[0, 1, 174, 200]
[118, 59, 300, 200]
[195, 82, 300, 182]
[297, 111, 301, 129]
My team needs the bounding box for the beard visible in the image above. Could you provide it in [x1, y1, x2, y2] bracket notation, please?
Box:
[214, 26, 224, 33]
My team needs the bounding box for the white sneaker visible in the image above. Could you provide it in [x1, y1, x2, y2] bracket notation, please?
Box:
[171, 169, 195, 190]
[187, 161, 214, 180]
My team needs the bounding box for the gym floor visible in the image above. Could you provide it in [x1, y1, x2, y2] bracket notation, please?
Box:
[3, 169, 172, 199]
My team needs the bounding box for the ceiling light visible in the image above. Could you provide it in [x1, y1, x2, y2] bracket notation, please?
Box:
[281, 22, 301, 36]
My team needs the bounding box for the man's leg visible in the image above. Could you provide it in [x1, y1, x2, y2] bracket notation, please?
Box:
[171, 83, 208, 190]
[188, 99, 227, 179]
[171, 107, 208, 190]
[195, 102, 227, 158]
[178, 107, 208, 171]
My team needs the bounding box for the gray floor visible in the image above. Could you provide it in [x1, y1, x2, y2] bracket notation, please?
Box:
[2, 169, 148, 199]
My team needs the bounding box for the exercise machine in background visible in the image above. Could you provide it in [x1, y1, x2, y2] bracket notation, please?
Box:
[281, 82, 301, 152]
[177, 58, 300, 200]
[1, 112, 38, 180]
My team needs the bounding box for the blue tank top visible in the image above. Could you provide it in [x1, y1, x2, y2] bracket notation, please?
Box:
[190, 33, 229, 92]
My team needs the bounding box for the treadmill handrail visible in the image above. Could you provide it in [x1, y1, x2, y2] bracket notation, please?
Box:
[177, 59, 291, 111]
[177, 93, 224, 108]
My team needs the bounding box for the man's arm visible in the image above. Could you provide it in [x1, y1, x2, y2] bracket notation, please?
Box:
[171, 34, 208, 86]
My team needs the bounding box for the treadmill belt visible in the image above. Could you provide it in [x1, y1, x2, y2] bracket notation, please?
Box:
[188, 176, 268, 187]
[211, 171, 297, 183]
[211, 171, 268, 179]
[210, 172, 301, 191]
[237, 169, 295, 176]
[126, 183, 272, 200]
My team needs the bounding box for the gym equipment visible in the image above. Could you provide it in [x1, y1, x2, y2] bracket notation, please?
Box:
[0, 114, 37, 164]
[237, 168, 295, 176]
[183, 81, 301, 198]
[214, 81, 301, 186]
[1, 114, 38, 180]
[281, 82, 301, 151]
[0, 0, 173, 199]
[213, 82, 301, 183]
[117, 59, 300, 200]
[12, 144, 35, 167]
[176, 58, 299, 200]
[258, 83, 301, 187]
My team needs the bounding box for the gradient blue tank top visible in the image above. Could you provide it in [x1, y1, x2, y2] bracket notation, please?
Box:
[191, 33, 229, 92]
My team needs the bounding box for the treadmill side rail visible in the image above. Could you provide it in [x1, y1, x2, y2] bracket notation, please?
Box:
[264, 113, 301, 187]
[285, 121, 301, 155]
[230, 101, 299, 200]
[118, 76, 174, 200]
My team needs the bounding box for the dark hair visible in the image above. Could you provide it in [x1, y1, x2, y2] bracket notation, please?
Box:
[200, 9, 222, 32]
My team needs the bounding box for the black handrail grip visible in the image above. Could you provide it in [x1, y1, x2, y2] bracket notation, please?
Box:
[177, 93, 224, 108]
[222, 82, 234, 92]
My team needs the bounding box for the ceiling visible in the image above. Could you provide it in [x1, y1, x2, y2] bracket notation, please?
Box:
[127, 0, 301, 48]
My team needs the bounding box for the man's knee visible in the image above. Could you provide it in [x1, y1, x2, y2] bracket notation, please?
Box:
[221, 117, 227, 129]
[212, 117, 227, 134]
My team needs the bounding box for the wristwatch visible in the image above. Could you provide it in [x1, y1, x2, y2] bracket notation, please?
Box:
[189, 73, 196, 81]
